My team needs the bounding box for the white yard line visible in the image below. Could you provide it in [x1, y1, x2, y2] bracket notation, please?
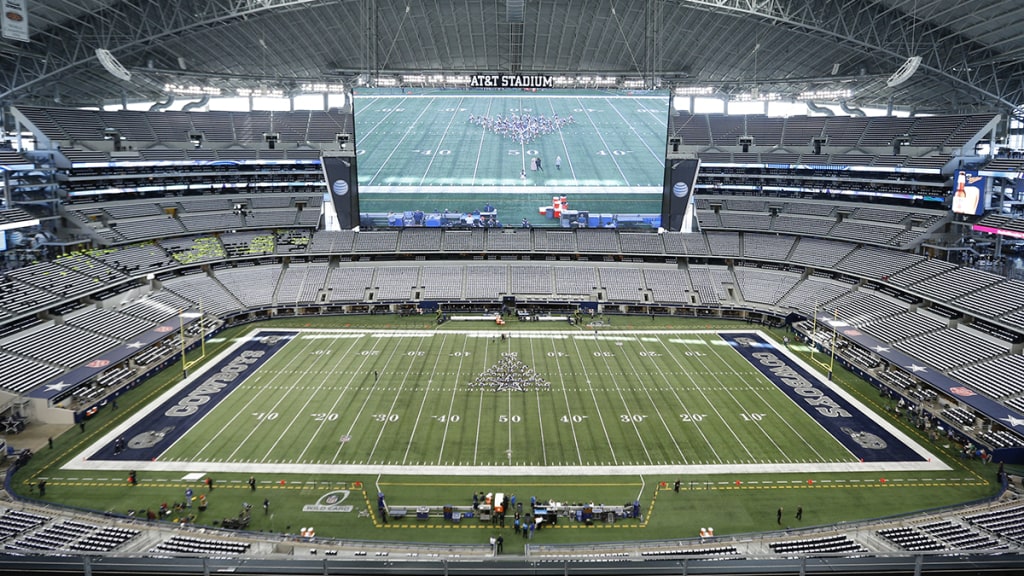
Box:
[704, 334, 833, 462]
[294, 335, 377, 462]
[593, 339, 654, 464]
[548, 99, 577, 183]
[605, 97, 665, 169]
[470, 98, 494, 184]
[568, 334, 618, 465]
[402, 334, 448, 464]
[528, 335, 547, 465]
[419, 98, 464, 186]
[550, 336, 583, 465]
[473, 385, 485, 465]
[436, 337, 470, 465]
[366, 97, 435, 186]
[575, 97, 629, 186]
[616, 340, 688, 463]
[653, 335, 754, 462]
[365, 336, 428, 463]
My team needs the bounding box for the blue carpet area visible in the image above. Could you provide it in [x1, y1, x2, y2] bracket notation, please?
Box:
[719, 332, 923, 462]
[91, 331, 297, 462]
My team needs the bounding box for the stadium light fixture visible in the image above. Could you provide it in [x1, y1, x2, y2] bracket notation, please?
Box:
[886, 56, 922, 88]
[238, 87, 284, 98]
[675, 86, 715, 96]
[799, 88, 852, 101]
[96, 48, 131, 82]
[300, 83, 346, 93]
[164, 84, 221, 96]
[733, 91, 781, 102]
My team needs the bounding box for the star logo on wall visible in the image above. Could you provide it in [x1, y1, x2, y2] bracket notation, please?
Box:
[905, 364, 928, 373]
[1000, 415, 1024, 428]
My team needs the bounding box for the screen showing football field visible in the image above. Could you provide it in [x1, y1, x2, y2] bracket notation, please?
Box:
[70, 329, 945, 476]
[352, 91, 668, 229]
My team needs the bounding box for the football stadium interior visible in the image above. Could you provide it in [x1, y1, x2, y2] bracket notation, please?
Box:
[2, 1, 1024, 575]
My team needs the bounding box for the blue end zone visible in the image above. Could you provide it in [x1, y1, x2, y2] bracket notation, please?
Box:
[720, 332, 923, 462]
[91, 331, 297, 462]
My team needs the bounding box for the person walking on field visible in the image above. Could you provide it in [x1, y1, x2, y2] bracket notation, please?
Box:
[555, 156, 561, 170]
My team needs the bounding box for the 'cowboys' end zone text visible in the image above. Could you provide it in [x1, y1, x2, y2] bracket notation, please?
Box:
[751, 351, 852, 418]
[166, 350, 265, 417]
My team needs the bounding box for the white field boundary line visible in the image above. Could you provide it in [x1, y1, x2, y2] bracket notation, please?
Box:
[62, 331, 299, 469]
[62, 329, 949, 474]
[772, 335, 947, 469]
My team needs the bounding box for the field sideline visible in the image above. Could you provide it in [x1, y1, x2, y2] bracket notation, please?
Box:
[66, 328, 946, 476]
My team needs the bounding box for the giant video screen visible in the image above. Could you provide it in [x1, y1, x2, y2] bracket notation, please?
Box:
[352, 88, 669, 230]
[952, 170, 986, 216]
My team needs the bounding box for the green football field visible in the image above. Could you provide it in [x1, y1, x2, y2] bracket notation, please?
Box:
[352, 94, 667, 226]
[23, 318, 997, 544]
[143, 330, 864, 470]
